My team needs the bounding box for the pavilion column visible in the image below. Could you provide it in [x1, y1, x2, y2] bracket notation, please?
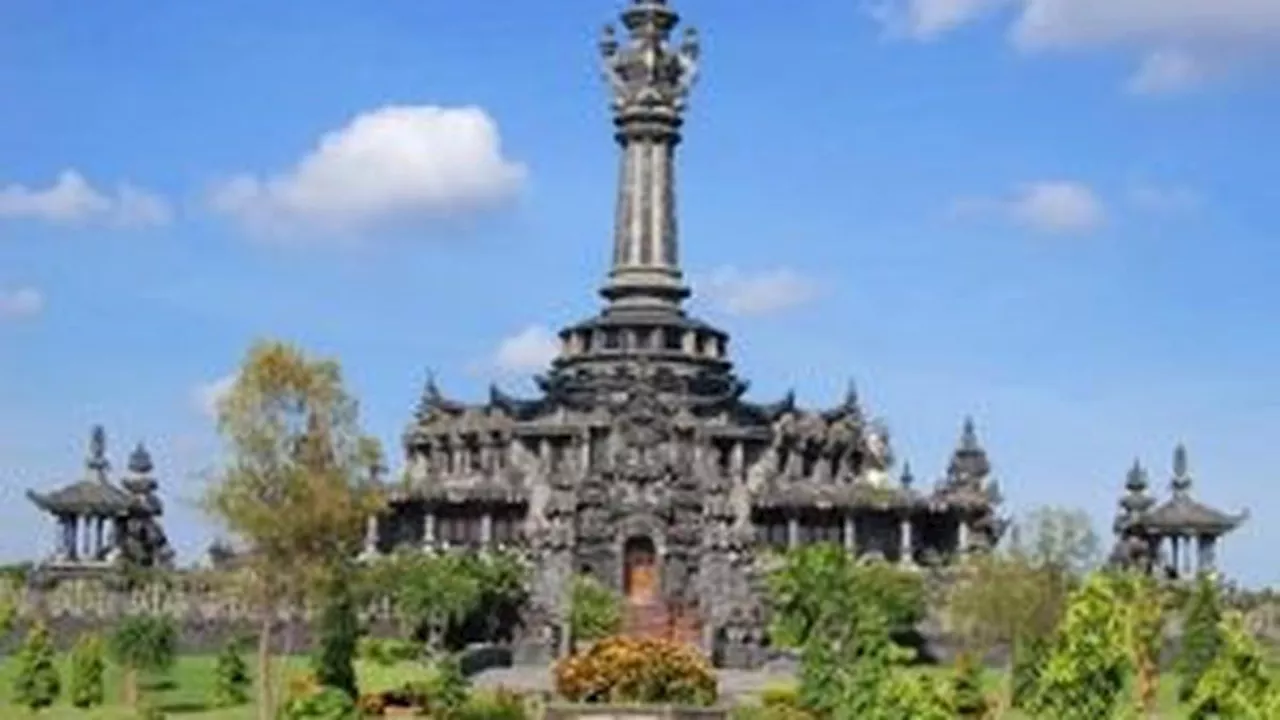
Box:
[787, 515, 800, 549]
[362, 514, 379, 557]
[423, 511, 437, 548]
[94, 518, 104, 559]
[900, 516, 915, 566]
[1198, 535, 1217, 572]
[843, 514, 856, 554]
[481, 512, 493, 547]
[80, 515, 92, 559]
[957, 520, 970, 556]
[1169, 535, 1180, 576]
[59, 516, 75, 559]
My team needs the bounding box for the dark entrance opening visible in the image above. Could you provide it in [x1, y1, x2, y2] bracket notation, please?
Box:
[623, 536, 659, 605]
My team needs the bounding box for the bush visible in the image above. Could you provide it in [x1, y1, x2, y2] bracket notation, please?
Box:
[1010, 634, 1048, 709]
[11, 619, 60, 711]
[456, 688, 530, 720]
[110, 614, 178, 707]
[358, 637, 421, 666]
[277, 685, 360, 720]
[951, 651, 988, 719]
[568, 574, 622, 647]
[69, 632, 107, 708]
[428, 655, 471, 716]
[554, 635, 717, 706]
[212, 637, 252, 708]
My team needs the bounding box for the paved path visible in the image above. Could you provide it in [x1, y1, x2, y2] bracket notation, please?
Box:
[472, 665, 796, 702]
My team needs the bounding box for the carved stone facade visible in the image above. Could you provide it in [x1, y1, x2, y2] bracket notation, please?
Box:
[369, 0, 1005, 669]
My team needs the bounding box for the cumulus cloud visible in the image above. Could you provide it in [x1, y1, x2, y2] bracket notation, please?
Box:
[952, 180, 1107, 235]
[869, 0, 1280, 92]
[210, 105, 527, 239]
[0, 287, 44, 320]
[491, 325, 560, 375]
[699, 266, 821, 317]
[191, 374, 236, 420]
[0, 170, 171, 227]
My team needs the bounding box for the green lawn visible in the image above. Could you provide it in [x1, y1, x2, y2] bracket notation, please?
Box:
[0, 654, 432, 719]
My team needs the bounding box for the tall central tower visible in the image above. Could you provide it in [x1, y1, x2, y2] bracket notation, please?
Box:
[548, 0, 741, 405]
[599, 0, 698, 310]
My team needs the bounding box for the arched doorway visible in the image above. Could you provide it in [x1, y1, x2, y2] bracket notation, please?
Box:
[622, 536, 659, 605]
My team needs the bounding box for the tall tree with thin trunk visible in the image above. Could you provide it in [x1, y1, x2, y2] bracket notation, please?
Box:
[201, 340, 385, 720]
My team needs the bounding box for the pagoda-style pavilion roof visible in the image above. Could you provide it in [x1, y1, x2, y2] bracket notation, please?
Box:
[26, 480, 135, 516]
[1136, 494, 1247, 535]
[1127, 443, 1247, 537]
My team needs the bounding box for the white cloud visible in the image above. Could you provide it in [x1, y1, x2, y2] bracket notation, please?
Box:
[1126, 49, 1207, 95]
[211, 105, 527, 239]
[952, 180, 1107, 235]
[0, 170, 171, 228]
[491, 325, 560, 375]
[699, 266, 820, 317]
[870, 0, 1280, 92]
[192, 374, 236, 420]
[0, 287, 44, 320]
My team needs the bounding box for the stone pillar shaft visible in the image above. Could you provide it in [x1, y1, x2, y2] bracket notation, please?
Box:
[900, 516, 914, 565]
[787, 516, 800, 549]
[843, 514, 856, 554]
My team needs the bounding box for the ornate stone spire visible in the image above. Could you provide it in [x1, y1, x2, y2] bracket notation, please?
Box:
[946, 416, 991, 485]
[86, 425, 109, 480]
[1171, 442, 1192, 495]
[128, 442, 154, 476]
[598, 0, 700, 310]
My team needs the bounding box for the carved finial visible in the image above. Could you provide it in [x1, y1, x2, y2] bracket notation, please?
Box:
[843, 380, 861, 413]
[86, 425, 109, 476]
[128, 442, 154, 476]
[1171, 443, 1192, 494]
[960, 416, 979, 451]
[900, 461, 914, 489]
[1126, 458, 1148, 492]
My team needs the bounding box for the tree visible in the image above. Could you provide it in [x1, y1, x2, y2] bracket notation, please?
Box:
[1015, 506, 1101, 576]
[1187, 611, 1280, 719]
[313, 564, 361, 700]
[766, 545, 937, 719]
[212, 637, 252, 708]
[1025, 573, 1130, 720]
[201, 340, 385, 720]
[568, 573, 622, 647]
[68, 632, 107, 709]
[109, 614, 178, 708]
[1114, 572, 1166, 717]
[11, 619, 60, 712]
[1178, 573, 1224, 703]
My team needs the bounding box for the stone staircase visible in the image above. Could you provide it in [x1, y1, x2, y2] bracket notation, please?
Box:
[623, 600, 702, 645]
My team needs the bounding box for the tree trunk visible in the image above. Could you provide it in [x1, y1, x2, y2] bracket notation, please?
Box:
[257, 612, 274, 720]
[123, 667, 139, 708]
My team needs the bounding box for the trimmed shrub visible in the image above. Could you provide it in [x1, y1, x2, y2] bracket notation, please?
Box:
[554, 635, 717, 706]
[68, 632, 107, 709]
[951, 651, 989, 719]
[11, 619, 60, 711]
[212, 637, 252, 708]
[457, 688, 530, 720]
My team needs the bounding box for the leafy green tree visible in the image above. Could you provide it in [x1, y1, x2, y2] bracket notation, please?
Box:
[1178, 573, 1224, 703]
[1009, 632, 1049, 710]
[1026, 573, 1130, 720]
[109, 614, 177, 708]
[1114, 571, 1166, 716]
[568, 573, 622, 647]
[1186, 611, 1278, 719]
[212, 637, 252, 708]
[767, 544, 937, 719]
[68, 632, 107, 709]
[313, 564, 360, 700]
[201, 340, 385, 720]
[11, 619, 60, 712]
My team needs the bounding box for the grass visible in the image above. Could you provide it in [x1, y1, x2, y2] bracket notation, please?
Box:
[0, 654, 433, 719]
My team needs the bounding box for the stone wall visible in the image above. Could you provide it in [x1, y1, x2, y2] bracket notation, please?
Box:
[0, 575, 398, 654]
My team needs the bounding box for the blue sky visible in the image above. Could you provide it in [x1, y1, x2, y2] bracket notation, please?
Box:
[1, 0, 1277, 586]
